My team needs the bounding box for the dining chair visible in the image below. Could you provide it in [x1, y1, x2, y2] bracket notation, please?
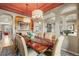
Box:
[0, 39, 16, 56]
[0, 45, 16, 56]
[52, 35, 64, 56]
[0, 41, 2, 53]
[22, 35, 51, 56]
[15, 34, 28, 56]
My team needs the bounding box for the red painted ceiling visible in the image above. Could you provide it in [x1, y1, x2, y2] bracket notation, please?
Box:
[0, 3, 63, 16]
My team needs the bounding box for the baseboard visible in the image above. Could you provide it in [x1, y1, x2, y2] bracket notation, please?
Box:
[61, 49, 79, 56]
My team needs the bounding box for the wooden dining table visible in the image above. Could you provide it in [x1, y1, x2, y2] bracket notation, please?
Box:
[22, 35, 55, 53]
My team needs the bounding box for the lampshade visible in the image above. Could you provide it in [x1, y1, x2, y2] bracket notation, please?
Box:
[32, 9, 43, 19]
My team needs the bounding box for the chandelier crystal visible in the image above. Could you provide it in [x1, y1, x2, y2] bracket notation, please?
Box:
[32, 9, 43, 19]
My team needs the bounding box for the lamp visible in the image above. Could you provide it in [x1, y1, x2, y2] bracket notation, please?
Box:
[32, 4, 43, 20]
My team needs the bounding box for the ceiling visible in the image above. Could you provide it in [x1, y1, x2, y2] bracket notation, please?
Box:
[0, 3, 63, 16]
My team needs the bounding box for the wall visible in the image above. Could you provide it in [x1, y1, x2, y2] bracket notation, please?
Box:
[58, 4, 79, 55]
[44, 3, 79, 55]
[44, 10, 60, 38]
[68, 36, 78, 53]
[0, 9, 26, 39]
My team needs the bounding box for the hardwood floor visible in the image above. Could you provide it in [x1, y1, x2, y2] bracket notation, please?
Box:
[0, 47, 74, 56]
[61, 50, 74, 56]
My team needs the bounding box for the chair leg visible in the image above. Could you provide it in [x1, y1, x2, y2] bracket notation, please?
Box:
[37, 54, 40, 56]
[37, 53, 42, 56]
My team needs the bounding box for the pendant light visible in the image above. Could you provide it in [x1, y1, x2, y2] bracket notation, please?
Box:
[32, 3, 43, 20]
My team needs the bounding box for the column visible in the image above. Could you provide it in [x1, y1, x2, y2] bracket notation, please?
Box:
[12, 15, 16, 39]
[54, 12, 61, 37]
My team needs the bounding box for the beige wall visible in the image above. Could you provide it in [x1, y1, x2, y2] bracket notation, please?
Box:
[44, 3, 79, 54]
[68, 36, 78, 53]
[0, 9, 26, 39]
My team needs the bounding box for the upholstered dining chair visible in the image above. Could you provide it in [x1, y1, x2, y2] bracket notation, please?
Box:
[52, 35, 64, 56]
[0, 40, 16, 56]
[15, 34, 28, 56]
[0, 42, 2, 53]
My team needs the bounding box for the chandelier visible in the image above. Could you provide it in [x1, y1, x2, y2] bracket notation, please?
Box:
[32, 4, 43, 19]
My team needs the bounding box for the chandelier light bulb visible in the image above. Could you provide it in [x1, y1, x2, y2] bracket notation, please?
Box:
[32, 9, 43, 19]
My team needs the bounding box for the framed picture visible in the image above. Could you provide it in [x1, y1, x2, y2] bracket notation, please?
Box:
[47, 24, 52, 32]
[67, 24, 74, 31]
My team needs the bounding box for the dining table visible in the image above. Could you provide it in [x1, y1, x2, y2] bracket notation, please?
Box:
[21, 35, 55, 54]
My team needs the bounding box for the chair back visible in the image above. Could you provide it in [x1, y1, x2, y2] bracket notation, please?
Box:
[52, 35, 64, 56]
[15, 34, 28, 56]
[0, 41, 2, 53]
